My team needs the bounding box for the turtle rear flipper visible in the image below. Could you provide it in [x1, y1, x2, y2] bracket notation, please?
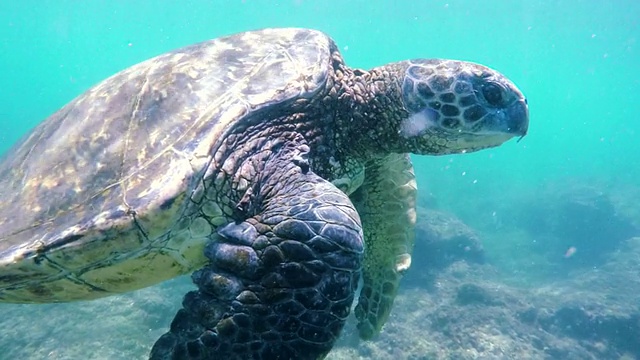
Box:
[151, 139, 364, 360]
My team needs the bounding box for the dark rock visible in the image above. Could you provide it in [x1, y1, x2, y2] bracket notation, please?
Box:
[455, 283, 503, 306]
[530, 237, 640, 358]
[512, 181, 638, 268]
[517, 307, 540, 324]
[328, 237, 640, 360]
[414, 207, 485, 270]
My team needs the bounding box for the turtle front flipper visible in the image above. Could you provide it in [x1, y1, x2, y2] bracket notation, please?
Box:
[351, 153, 417, 339]
[150, 139, 364, 360]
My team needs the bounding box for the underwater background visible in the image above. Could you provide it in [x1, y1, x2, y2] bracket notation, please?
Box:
[0, 1, 639, 359]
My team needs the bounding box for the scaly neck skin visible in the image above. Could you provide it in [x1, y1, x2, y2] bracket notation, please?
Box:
[332, 62, 411, 162]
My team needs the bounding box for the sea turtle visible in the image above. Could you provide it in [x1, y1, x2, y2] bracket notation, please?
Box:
[0, 28, 528, 359]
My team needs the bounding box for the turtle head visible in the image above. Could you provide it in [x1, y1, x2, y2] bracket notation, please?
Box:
[396, 59, 528, 155]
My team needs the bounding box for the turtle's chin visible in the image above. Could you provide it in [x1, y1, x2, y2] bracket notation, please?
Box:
[408, 130, 516, 155]
[446, 132, 516, 154]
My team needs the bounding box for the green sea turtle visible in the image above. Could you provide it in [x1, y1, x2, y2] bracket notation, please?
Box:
[0, 28, 528, 359]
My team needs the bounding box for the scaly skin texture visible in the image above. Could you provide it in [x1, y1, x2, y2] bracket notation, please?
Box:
[0, 28, 528, 360]
[150, 52, 528, 359]
[0, 28, 337, 303]
[151, 135, 364, 360]
[351, 153, 417, 340]
[326, 58, 527, 340]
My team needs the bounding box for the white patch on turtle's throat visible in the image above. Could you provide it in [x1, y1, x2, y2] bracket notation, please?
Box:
[399, 109, 438, 138]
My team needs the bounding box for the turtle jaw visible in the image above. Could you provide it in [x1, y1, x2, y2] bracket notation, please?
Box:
[510, 98, 529, 136]
[446, 132, 516, 154]
[401, 130, 514, 156]
[474, 98, 529, 137]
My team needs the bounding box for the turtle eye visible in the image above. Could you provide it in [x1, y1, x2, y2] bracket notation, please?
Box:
[481, 82, 504, 107]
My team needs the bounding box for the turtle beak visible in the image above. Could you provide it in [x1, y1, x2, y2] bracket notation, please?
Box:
[508, 98, 529, 138]
[474, 97, 529, 141]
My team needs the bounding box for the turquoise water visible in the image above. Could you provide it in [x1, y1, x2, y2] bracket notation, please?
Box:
[1, 1, 639, 359]
[2, 1, 638, 209]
